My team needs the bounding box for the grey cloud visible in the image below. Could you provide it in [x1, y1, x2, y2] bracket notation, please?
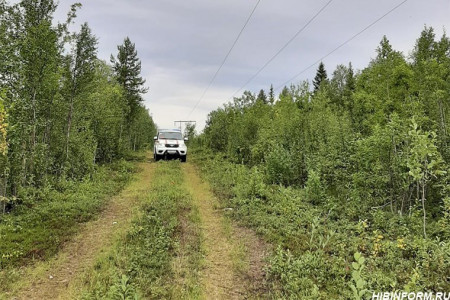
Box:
[52, 0, 449, 130]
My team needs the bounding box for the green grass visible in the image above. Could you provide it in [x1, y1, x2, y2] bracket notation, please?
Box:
[79, 160, 203, 299]
[0, 159, 134, 267]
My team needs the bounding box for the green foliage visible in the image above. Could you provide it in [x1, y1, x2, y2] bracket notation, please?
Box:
[129, 106, 156, 151]
[349, 252, 368, 300]
[110, 275, 138, 300]
[0, 0, 156, 218]
[183, 122, 196, 142]
[194, 153, 450, 298]
[407, 119, 445, 182]
[407, 118, 446, 237]
[110, 37, 148, 125]
[304, 169, 325, 204]
[267, 247, 321, 299]
[313, 61, 328, 92]
[264, 145, 295, 185]
[0, 159, 134, 270]
[197, 29, 450, 296]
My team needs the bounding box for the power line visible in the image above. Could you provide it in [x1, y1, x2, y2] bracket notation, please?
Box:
[174, 120, 196, 131]
[275, 0, 409, 91]
[230, 0, 334, 99]
[186, 0, 261, 118]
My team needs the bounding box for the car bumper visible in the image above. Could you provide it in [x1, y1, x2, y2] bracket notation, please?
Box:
[155, 148, 187, 157]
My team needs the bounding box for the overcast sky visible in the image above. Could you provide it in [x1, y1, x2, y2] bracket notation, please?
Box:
[51, 0, 450, 131]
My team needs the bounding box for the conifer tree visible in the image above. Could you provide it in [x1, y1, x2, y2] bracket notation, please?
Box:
[110, 37, 147, 123]
[376, 35, 394, 60]
[313, 62, 328, 92]
[269, 84, 275, 104]
[257, 89, 268, 104]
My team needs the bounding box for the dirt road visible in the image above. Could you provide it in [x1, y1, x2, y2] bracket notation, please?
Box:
[8, 157, 268, 299]
[182, 163, 269, 299]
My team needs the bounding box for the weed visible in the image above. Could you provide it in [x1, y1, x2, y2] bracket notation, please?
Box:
[349, 252, 369, 300]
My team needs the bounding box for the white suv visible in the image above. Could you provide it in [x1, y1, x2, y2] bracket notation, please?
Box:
[153, 129, 188, 162]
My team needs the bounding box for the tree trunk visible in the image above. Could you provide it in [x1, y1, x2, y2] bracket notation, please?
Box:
[421, 179, 427, 239]
[21, 140, 27, 188]
[389, 136, 394, 214]
[66, 95, 74, 160]
[32, 90, 36, 149]
[1, 175, 6, 214]
[438, 98, 447, 146]
[30, 90, 37, 177]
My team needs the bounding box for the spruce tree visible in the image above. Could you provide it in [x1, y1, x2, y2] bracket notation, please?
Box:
[345, 62, 355, 92]
[257, 89, 268, 104]
[313, 62, 328, 92]
[110, 37, 147, 123]
[269, 84, 275, 104]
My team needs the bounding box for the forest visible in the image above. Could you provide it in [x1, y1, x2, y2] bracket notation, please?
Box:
[193, 26, 450, 298]
[0, 0, 156, 212]
[1, 0, 449, 299]
[0, 0, 156, 273]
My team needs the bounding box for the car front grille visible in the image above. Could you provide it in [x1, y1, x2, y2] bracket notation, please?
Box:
[165, 144, 179, 148]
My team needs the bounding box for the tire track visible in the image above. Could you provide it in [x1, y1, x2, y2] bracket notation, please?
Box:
[182, 163, 269, 299]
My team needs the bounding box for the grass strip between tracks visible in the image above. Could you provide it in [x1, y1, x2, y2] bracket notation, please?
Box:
[78, 160, 202, 299]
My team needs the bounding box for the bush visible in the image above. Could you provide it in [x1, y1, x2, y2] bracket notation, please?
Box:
[194, 153, 450, 297]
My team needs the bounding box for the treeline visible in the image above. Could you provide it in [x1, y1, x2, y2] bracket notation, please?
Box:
[0, 0, 156, 212]
[196, 27, 450, 296]
[202, 27, 449, 238]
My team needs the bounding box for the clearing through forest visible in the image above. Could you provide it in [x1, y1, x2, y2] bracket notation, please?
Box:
[6, 155, 269, 299]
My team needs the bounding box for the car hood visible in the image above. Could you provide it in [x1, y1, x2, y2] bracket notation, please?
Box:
[159, 139, 185, 146]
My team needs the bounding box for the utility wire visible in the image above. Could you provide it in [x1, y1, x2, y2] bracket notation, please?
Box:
[186, 0, 261, 118]
[230, 0, 334, 99]
[275, 0, 409, 91]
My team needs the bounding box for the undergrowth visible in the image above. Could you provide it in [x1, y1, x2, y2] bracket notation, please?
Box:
[192, 150, 450, 299]
[0, 157, 135, 295]
[0, 159, 135, 268]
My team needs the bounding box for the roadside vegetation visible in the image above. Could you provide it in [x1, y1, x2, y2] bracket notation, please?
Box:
[0, 158, 135, 295]
[78, 161, 203, 299]
[192, 27, 450, 299]
[0, 0, 156, 292]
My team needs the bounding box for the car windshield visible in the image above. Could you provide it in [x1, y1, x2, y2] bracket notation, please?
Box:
[159, 132, 183, 140]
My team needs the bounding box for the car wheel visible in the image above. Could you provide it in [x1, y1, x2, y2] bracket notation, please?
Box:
[181, 155, 187, 162]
